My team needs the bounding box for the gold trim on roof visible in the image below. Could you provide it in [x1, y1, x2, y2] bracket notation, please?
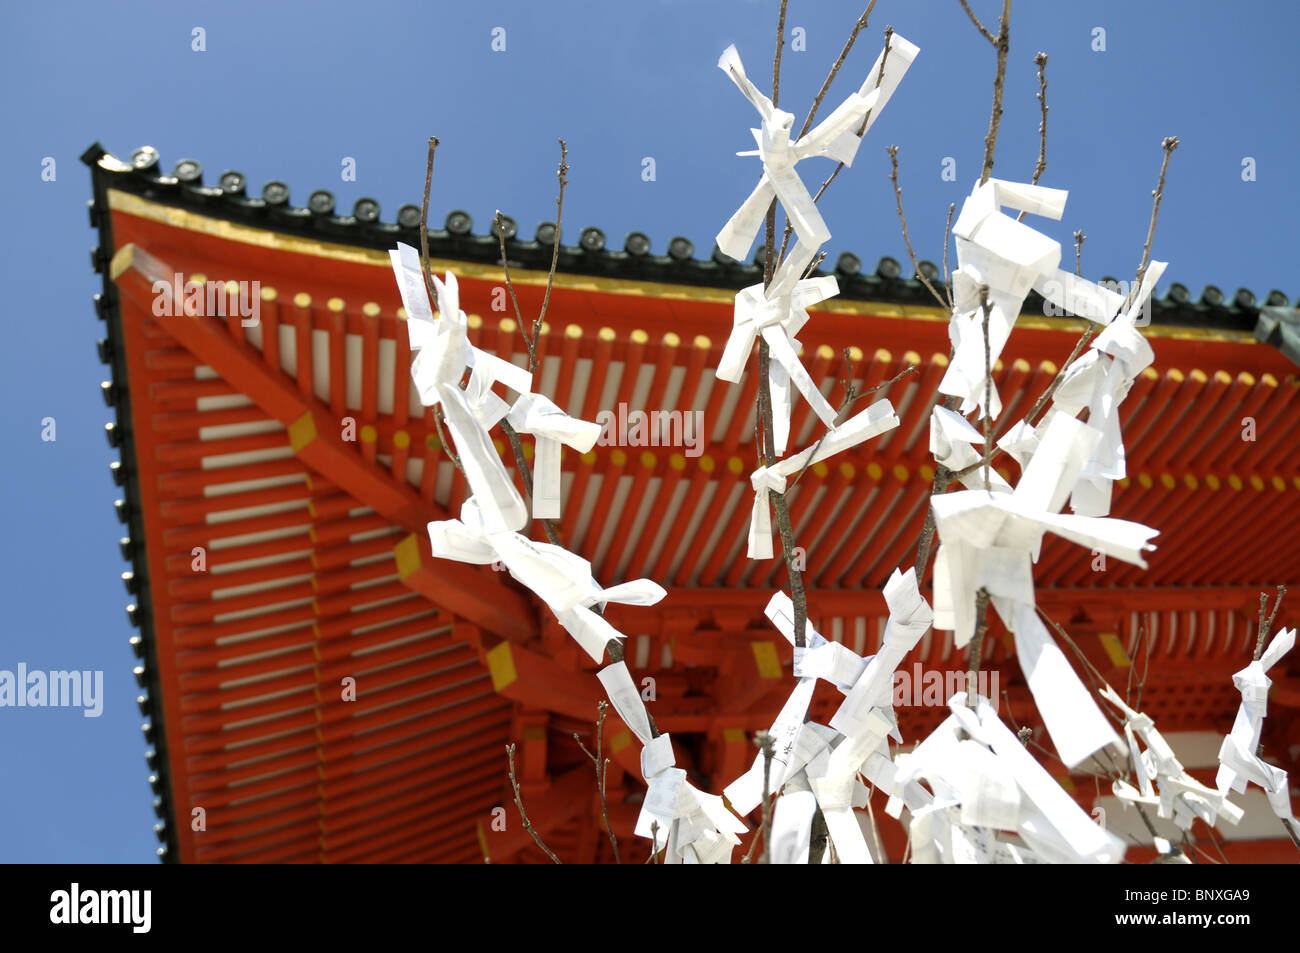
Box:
[107, 189, 1259, 343]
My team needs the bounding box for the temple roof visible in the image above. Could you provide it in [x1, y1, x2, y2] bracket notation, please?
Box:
[83, 143, 1296, 339]
[83, 143, 1300, 863]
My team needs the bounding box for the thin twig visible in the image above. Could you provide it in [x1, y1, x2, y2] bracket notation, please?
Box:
[1124, 136, 1179, 314]
[533, 139, 570, 366]
[980, 285, 992, 489]
[648, 821, 660, 863]
[913, 463, 955, 576]
[958, 0, 997, 44]
[757, 731, 775, 865]
[967, 588, 991, 707]
[573, 701, 620, 863]
[786, 361, 919, 493]
[778, 24, 892, 265]
[499, 419, 563, 546]
[1204, 823, 1232, 865]
[506, 743, 561, 863]
[756, 0, 812, 650]
[1074, 230, 1085, 277]
[887, 144, 949, 308]
[910, 2, 1012, 579]
[772, 0, 789, 109]
[808, 807, 830, 864]
[794, 2, 879, 142]
[1038, 606, 1128, 732]
[1133, 613, 1156, 713]
[977, 0, 1013, 186]
[1255, 592, 1269, 658]
[1254, 585, 1286, 661]
[493, 210, 533, 366]
[418, 136, 440, 303]
[416, 135, 464, 476]
[941, 202, 955, 309]
[1023, 320, 1097, 427]
[432, 405, 464, 474]
[1030, 51, 1048, 183]
[1016, 52, 1049, 222]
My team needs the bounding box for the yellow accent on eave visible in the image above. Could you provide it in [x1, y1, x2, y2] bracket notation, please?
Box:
[393, 533, 422, 580]
[288, 411, 317, 453]
[106, 189, 1258, 344]
[751, 641, 783, 679]
[1099, 632, 1131, 668]
[485, 642, 517, 692]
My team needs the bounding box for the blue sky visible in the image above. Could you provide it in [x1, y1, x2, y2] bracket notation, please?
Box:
[0, 0, 1295, 862]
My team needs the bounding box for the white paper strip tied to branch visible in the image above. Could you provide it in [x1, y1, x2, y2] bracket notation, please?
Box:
[392, 245, 532, 421]
[942, 179, 1126, 420]
[713, 35, 918, 269]
[634, 730, 747, 863]
[746, 398, 899, 558]
[992, 596, 1121, 769]
[964, 693, 1124, 862]
[928, 418, 1149, 763]
[505, 393, 602, 520]
[1002, 263, 1167, 518]
[1099, 684, 1245, 830]
[435, 389, 530, 535]
[720, 275, 841, 454]
[764, 591, 866, 689]
[769, 788, 818, 864]
[1093, 260, 1166, 374]
[555, 577, 667, 663]
[930, 419, 1157, 639]
[597, 660, 654, 746]
[1217, 627, 1297, 826]
[830, 568, 933, 739]
[428, 503, 662, 660]
[724, 676, 817, 816]
[931, 496, 1157, 635]
[807, 773, 874, 864]
[895, 718, 1021, 835]
[428, 497, 587, 609]
[930, 405, 1012, 492]
[1068, 261, 1168, 516]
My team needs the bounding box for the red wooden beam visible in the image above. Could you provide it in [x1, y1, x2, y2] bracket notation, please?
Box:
[111, 243, 538, 643]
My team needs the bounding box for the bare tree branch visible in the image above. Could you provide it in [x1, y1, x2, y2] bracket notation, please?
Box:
[980, 285, 993, 489]
[431, 405, 465, 475]
[787, 360, 918, 492]
[573, 701, 621, 863]
[1125, 136, 1179, 313]
[796, 2, 879, 142]
[493, 210, 533, 365]
[758, 731, 775, 864]
[1255, 585, 1287, 660]
[941, 202, 956, 308]
[967, 588, 991, 707]
[978, 0, 1013, 185]
[779, 26, 893, 265]
[506, 743, 561, 863]
[418, 136, 440, 302]
[887, 144, 949, 308]
[414, 136, 465, 476]
[534, 139, 570, 361]
[958, 0, 997, 44]
[1016, 51, 1049, 222]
